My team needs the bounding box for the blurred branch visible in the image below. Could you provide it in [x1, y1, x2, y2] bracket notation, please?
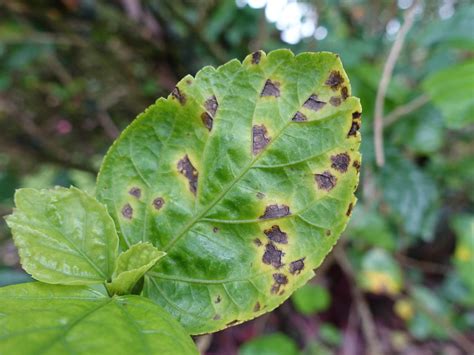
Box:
[384, 94, 430, 127]
[374, 2, 418, 167]
[395, 252, 450, 275]
[160, 1, 227, 63]
[334, 248, 383, 355]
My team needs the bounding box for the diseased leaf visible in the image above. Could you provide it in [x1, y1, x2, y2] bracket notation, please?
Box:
[96, 50, 361, 334]
[6, 187, 118, 285]
[106, 242, 166, 296]
[0, 282, 197, 355]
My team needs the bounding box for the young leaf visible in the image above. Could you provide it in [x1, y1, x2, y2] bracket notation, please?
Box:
[0, 282, 197, 354]
[96, 50, 361, 334]
[6, 187, 118, 285]
[106, 242, 166, 295]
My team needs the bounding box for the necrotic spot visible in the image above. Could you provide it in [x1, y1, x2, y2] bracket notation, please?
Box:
[260, 204, 291, 219]
[152, 197, 165, 210]
[262, 242, 284, 268]
[264, 225, 288, 244]
[315, 171, 337, 191]
[325, 71, 344, 90]
[213, 227, 219, 233]
[261, 79, 280, 97]
[252, 124, 271, 155]
[348, 121, 361, 137]
[331, 153, 351, 173]
[325, 230, 331, 236]
[292, 111, 308, 122]
[177, 155, 198, 195]
[121, 203, 133, 219]
[329, 96, 342, 106]
[253, 302, 261, 312]
[352, 111, 362, 119]
[271, 273, 288, 294]
[254, 238, 262, 246]
[256, 192, 265, 199]
[129, 187, 141, 199]
[289, 258, 305, 275]
[215, 295, 221, 303]
[205, 95, 218, 116]
[226, 320, 239, 326]
[213, 314, 221, 320]
[201, 112, 213, 131]
[346, 202, 353, 216]
[171, 87, 186, 104]
[303, 94, 326, 111]
[341, 86, 349, 100]
[353, 160, 361, 172]
[252, 51, 261, 64]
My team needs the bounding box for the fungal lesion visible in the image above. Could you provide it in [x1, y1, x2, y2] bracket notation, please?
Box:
[348, 111, 362, 137]
[331, 153, 351, 173]
[314, 171, 337, 191]
[171, 86, 186, 105]
[262, 242, 284, 268]
[325, 70, 344, 91]
[264, 225, 288, 244]
[252, 124, 271, 155]
[201, 95, 219, 131]
[329, 96, 342, 107]
[128, 187, 141, 199]
[121, 203, 133, 220]
[259, 204, 291, 219]
[303, 94, 326, 111]
[292, 111, 308, 122]
[152, 197, 165, 210]
[177, 154, 198, 195]
[289, 258, 305, 275]
[271, 273, 288, 294]
[252, 51, 262, 64]
[260, 79, 280, 97]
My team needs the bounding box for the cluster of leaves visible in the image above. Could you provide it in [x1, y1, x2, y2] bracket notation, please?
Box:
[1, 1, 473, 354]
[1, 49, 361, 353]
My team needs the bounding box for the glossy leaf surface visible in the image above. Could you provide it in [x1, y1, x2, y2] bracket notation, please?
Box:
[6, 187, 118, 285]
[106, 242, 165, 295]
[97, 50, 361, 334]
[0, 282, 197, 355]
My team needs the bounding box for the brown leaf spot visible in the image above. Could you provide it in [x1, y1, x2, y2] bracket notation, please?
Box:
[353, 160, 361, 172]
[177, 155, 198, 195]
[315, 171, 337, 191]
[213, 227, 219, 233]
[289, 258, 305, 275]
[271, 273, 288, 294]
[254, 238, 262, 246]
[325, 71, 344, 90]
[262, 242, 284, 268]
[348, 121, 361, 137]
[121, 203, 133, 219]
[171, 87, 186, 104]
[352, 111, 362, 119]
[253, 302, 261, 312]
[152, 197, 165, 210]
[201, 112, 213, 131]
[256, 192, 265, 199]
[260, 204, 291, 219]
[252, 124, 271, 155]
[128, 187, 141, 199]
[215, 296, 221, 304]
[303, 94, 326, 111]
[264, 225, 288, 244]
[226, 320, 239, 326]
[325, 230, 331, 236]
[341, 86, 349, 100]
[213, 314, 221, 320]
[331, 153, 351, 173]
[252, 51, 261, 64]
[261, 79, 280, 97]
[292, 111, 308, 122]
[329, 96, 342, 106]
[205, 95, 218, 117]
[346, 202, 353, 216]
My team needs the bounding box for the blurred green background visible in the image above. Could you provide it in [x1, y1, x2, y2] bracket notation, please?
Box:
[0, 0, 473, 354]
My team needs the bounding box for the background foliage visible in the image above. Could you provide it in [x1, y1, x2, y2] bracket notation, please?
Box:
[0, 0, 473, 354]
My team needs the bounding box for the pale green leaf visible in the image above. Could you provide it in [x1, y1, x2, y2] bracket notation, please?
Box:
[106, 242, 166, 296]
[0, 282, 197, 355]
[6, 187, 118, 285]
[239, 333, 298, 355]
[291, 284, 330, 315]
[97, 50, 361, 334]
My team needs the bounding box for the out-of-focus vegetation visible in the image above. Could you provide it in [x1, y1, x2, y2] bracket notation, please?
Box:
[0, 0, 473, 354]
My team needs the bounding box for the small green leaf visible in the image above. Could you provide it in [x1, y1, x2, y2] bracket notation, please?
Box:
[422, 60, 474, 129]
[452, 215, 474, 304]
[0, 282, 197, 354]
[239, 333, 299, 355]
[106, 243, 166, 296]
[6, 187, 118, 285]
[97, 50, 361, 334]
[291, 284, 330, 315]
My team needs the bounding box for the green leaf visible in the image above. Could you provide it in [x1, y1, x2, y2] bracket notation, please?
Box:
[452, 215, 474, 305]
[422, 60, 474, 129]
[106, 243, 166, 296]
[6, 187, 118, 285]
[239, 332, 299, 355]
[358, 248, 403, 296]
[291, 283, 330, 315]
[0, 282, 197, 355]
[96, 50, 361, 334]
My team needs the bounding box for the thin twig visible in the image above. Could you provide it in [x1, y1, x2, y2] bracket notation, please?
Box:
[396, 252, 450, 275]
[334, 248, 383, 355]
[374, 2, 418, 167]
[384, 94, 430, 127]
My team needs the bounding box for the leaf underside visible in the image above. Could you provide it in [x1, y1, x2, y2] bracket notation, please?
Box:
[0, 283, 197, 355]
[96, 49, 362, 334]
